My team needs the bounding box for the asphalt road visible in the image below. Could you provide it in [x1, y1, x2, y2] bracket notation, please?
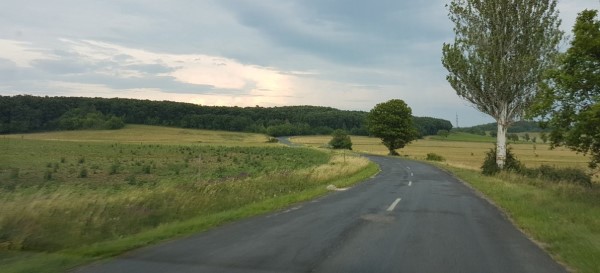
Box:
[75, 155, 566, 273]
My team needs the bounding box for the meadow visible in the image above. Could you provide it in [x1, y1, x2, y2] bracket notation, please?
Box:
[0, 125, 376, 272]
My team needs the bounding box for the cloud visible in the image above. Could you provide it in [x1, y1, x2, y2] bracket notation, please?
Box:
[0, 39, 57, 67]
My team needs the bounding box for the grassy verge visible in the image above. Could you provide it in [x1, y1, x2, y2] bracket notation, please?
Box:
[439, 165, 600, 273]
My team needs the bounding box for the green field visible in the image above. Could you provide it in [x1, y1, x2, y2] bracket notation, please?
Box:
[292, 133, 600, 273]
[0, 126, 377, 273]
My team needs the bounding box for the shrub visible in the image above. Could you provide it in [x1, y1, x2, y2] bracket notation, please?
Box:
[481, 146, 522, 175]
[520, 165, 591, 187]
[426, 153, 445, 161]
[78, 168, 88, 178]
[329, 129, 352, 150]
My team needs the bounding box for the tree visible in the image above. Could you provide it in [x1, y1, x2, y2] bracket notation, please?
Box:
[366, 99, 418, 155]
[442, 0, 562, 169]
[524, 133, 530, 142]
[329, 129, 352, 150]
[534, 10, 600, 169]
[540, 132, 548, 144]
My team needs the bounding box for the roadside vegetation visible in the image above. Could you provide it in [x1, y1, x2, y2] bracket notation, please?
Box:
[0, 126, 377, 273]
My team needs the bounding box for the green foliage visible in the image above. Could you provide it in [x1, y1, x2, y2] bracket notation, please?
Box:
[455, 121, 546, 134]
[443, 0, 562, 168]
[0, 95, 454, 138]
[436, 129, 450, 138]
[533, 10, 600, 170]
[329, 129, 352, 150]
[366, 99, 418, 155]
[482, 147, 523, 175]
[426, 153, 445, 162]
[413, 116, 453, 137]
[519, 165, 591, 187]
[442, 0, 562, 123]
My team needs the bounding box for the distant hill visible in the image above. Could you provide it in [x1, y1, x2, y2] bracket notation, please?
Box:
[455, 120, 545, 135]
[0, 95, 452, 137]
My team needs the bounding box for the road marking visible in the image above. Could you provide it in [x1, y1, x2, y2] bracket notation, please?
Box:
[406, 166, 411, 170]
[411, 172, 414, 177]
[408, 181, 412, 186]
[387, 198, 402, 212]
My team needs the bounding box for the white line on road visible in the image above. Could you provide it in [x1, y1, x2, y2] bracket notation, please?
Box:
[387, 198, 402, 212]
[408, 181, 412, 186]
[411, 172, 414, 177]
[406, 166, 411, 170]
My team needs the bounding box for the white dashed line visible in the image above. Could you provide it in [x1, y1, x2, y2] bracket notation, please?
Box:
[408, 181, 412, 186]
[387, 198, 402, 212]
[411, 172, 414, 177]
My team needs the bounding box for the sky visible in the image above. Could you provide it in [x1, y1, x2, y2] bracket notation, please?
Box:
[0, 1, 597, 126]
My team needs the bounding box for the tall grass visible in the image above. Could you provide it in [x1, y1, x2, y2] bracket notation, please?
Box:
[0, 137, 375, 272]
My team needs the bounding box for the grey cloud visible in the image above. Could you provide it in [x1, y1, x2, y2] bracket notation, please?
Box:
[0, 58, 18, 81]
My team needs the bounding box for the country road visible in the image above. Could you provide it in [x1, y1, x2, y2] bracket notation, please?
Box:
[75, 155, 566, 273]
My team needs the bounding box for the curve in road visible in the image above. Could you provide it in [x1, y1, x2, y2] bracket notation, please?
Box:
[74, 155, 566, 273]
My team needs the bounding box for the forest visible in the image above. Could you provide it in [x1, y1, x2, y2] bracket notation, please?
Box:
[0, 95, 452, 137]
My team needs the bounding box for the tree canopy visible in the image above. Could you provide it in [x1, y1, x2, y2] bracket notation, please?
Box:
[534, 9, 600, 169]
[366, 99, 418, 155]
[442, 0, 562, 168]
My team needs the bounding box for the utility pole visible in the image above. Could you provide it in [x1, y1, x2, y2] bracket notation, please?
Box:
[455, 113, 459, 129]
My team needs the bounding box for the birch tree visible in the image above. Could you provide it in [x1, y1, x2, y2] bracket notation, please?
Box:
[442, 0, 562, 168]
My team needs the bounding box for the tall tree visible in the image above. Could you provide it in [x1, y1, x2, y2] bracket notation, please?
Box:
[366, 99, 418, 155]
[534, 9, 600, 169]
[442, 0, 562, 168]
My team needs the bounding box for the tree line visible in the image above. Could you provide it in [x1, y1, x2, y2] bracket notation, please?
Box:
[0, 95, 452, 137]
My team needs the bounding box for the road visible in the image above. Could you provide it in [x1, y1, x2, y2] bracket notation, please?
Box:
[75, 155, 566, 273]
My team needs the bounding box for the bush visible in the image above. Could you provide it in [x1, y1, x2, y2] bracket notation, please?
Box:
[329, 129, 352, 150]
[520, 165, 591, 187]
[78, 168, 88, 178]
[481, 146, 522, 175]
[426, 153, 445, 161]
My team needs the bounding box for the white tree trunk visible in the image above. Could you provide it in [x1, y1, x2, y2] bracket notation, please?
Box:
[496, 121, 508, 169]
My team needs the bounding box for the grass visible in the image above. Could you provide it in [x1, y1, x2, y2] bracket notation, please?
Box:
[2, 124, 270, 145]
[442, 166, 600, 273]
[0, 126, 378, 272]
[292, 133, 599, 273]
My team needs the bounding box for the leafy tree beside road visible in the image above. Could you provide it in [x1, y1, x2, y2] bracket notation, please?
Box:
[366, 99, 417, 156]
[442, 0, 562, 169]
[534, 9, 600, 169]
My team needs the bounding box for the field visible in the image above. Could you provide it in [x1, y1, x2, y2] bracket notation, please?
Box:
[0, 125, 377, 273]
[291, 134, 590, 171]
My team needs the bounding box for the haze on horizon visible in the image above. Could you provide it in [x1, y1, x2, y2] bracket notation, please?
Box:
[0, 0, 597, 127]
